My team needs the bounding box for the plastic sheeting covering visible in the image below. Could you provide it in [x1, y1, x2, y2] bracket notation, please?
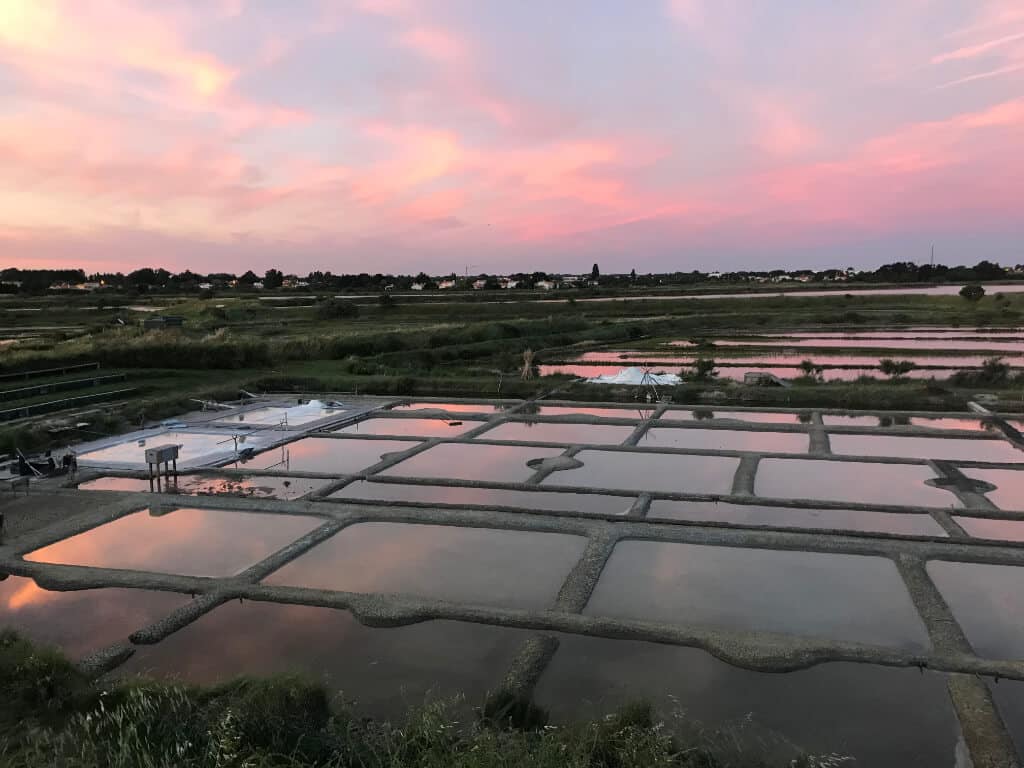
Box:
[585, 367, 681, 386]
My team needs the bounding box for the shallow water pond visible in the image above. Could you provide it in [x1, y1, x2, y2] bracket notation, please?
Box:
[960, 468, 1024, 510]
[544, 450, 739, 495]
[639, 427, 809, 453]
[334, 418, 476, 438]
[479, 421, 636, 445]
[585, 540, 929, 649]
[25, 508, 324, 577]
[648, 499, 946, 536]
[264, 522, 587, 609]
[119, 601, 527, 718]
[927, 561, 1024, 660]
[756, 459, 958, 507]
[79, 474, 329, 500]
[536, 636, 959, 768]
[231, 437, 419, 474]
[829, 434, 1022, 463]
[380, 443, 565, 483]
[0, 576, 189, 659]
[332, 481, 633, 515]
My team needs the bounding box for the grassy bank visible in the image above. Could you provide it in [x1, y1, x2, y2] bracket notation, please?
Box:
[0, 631, 833, 768]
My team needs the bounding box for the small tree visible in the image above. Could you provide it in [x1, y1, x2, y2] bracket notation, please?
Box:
[960, 284, 985, 302]
[979, 356, 1010, 383]
[799, 359, 824, 382]
[263, 269, 284, 289]
[690, 358, 717, 380]
[591, 263, 600, 280]
[879, 358, 917, 379]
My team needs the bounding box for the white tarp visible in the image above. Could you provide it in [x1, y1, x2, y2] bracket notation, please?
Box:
[585, 366, 681, 386]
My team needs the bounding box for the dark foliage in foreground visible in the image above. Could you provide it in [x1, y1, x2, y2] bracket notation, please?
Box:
[0, 631, 846, 768]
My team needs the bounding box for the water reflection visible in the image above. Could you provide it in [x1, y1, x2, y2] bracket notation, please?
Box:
[119, 601, 526, 718]
[230, 437, 419, 474]
[661, 409, 808, 424]
[756, 459, 957, 507]
[639, 428, 809, 453]
[545, 450, 739, 494]
[381, 443, 565, 482]
[587, 541, 928, 648]
[264, 522, 587, 609]
[536, 636, 958, 768]
[334, 418, 474, 438]
[479, 422, 635, 445]
[79, 474, 329, 500]
[332, 481, 633, 515]
[649, 499, 946, 536]
[391, 402, 511, 414]
[829, 434, 1022, 463]
[960, 468, 1024, 510]
[0, 575, 188, 659]
[928, 561, 1024, 660]
[25, 507, 324, 577]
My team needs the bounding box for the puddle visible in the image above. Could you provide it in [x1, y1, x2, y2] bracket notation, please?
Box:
[230, 437, 419, 474]
[78, 474, 329, 500]
[478, 422, 635, 445]
[119, 601, 526, 718]
[544, 450, 739, 494]
[331, 481, 633, 515]
[391, 402, 512, 414]
[527, 405, 655, 418]
[264, 522, 587, 609]
[829, 434, 1022, 463]
[756, 459, 957, 507]
[648, 500, 947, 536]
[585, 540, 928, 648]
[960, 468, 1024, 510]
[380, 443, 565, 483]
[536, 636, 958, 768]
[639, 428, 809, 453]
[25, 508, 324, 577]
[216, 401, 346, 426]
[990, 681, 1024, 758]
[0, 575, 189, 659]
[953, 516, 1024, 542]
[928, 561, 1024, 660]
[661, 409, 808, 424]
[334, 418, 474, 438]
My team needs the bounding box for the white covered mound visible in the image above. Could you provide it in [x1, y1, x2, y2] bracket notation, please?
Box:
[585, 366, 681, 385]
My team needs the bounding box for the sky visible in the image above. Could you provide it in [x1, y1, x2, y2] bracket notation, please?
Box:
[1, 0, 1022, 276]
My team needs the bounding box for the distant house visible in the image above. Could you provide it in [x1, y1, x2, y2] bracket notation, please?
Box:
[438, 279, 457, 289]
[500, 278, 519, 289]
[472, 279, 487, 290]
[561, 275, 580, 285]
[198, 282, 213, 290]
[708, 271, 722, 279]
[410, 282, 426, 291]
[535, 280, 556, 290]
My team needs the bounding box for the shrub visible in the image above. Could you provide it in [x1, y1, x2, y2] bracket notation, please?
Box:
[879, 359, 917, 379]
[316, 299, 359, 319]
[959, 284, 985, 301]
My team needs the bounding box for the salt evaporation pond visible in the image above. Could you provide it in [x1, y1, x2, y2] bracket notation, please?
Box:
[78, 474, 330, 500]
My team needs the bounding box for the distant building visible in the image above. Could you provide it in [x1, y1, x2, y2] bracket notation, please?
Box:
[251, 282, 264, 289]
[410, 282, 426, 291]
[535, 280, 556, 290]
[198, 282, 213, 290]
[472, 279, 487, 290]
[438, 279, 457, 289]
[500, 278, 519, 289]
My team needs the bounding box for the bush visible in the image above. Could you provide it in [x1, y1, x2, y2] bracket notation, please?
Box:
[959, 284, 985, 301]
[879, 359, 917, 379]
[316, 299, 359, 320]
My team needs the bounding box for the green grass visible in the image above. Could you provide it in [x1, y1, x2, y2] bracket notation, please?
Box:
[0, 631, 837, 768]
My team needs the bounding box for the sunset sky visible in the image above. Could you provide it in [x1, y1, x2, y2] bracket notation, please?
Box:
[1, 0, 1022, 275]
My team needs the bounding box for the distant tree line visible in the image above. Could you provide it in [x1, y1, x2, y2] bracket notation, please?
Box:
[0, 259, 1021, 295]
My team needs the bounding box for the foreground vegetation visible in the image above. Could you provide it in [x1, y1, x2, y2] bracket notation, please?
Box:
[0, 632, 842, 768]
